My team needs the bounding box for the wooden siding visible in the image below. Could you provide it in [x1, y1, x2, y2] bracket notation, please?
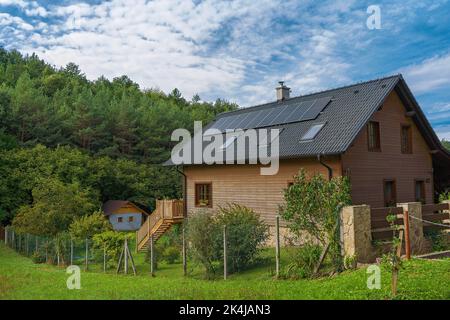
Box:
[184, 157, 342, 225]
[342, 91, 434, 207]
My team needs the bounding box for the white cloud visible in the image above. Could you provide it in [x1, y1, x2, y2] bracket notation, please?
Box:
[400, 53, 450, 93]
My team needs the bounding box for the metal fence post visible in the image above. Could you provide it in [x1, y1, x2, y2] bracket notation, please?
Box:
[223, 225, 227, 280]
[103, 245, 107, 272]
[275, 216, 280, 279]
[124, 238, 129, 274]
[70, 238, 74, 265]
[150, 235, 155, 276]
[182, 224, 187, 276]
[85, 238, 89, 271]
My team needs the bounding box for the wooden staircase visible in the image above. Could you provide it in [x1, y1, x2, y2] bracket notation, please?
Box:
[137, 199, 184, 251]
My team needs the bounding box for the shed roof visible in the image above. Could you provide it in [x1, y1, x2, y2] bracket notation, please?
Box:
[102, 200, 150, 216]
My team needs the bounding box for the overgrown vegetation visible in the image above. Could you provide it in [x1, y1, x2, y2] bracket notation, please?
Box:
[186, 204, 269, 278]
[69, 211, 112, 240]
[279, 169, 351, 277]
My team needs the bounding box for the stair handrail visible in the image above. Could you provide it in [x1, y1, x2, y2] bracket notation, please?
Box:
[137, 199, 184, 248]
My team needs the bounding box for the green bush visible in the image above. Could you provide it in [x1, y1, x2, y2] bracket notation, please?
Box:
[216, 204, 269, 272]
[439, 191, 450, 202]
[186, 211, 220, 277]
[162, 246, 180, 264]
[69, 211, 111, 240]
[279, 169, 351, 273]
[187, 204, 269, 277]
[92, 231, 128, 268]
[282, 244, 321, 279]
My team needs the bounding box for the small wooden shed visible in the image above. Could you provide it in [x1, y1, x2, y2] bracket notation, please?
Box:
[102, 200, 150, 231]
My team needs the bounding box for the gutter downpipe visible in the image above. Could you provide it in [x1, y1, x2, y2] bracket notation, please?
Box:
[176, 165, 188, 217]
[317, 154, 333, 181]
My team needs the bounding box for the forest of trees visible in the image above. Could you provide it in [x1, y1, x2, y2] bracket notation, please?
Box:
[0, 48, 238, 228]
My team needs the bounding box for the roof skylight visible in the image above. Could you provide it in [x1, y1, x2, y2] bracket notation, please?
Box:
[300, 123, 326, 141]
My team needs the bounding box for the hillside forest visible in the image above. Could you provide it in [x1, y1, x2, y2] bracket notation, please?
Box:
[0, 48, 238, 232]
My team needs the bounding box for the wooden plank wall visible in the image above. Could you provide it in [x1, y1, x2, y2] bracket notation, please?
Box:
[184, 157, 342, 226]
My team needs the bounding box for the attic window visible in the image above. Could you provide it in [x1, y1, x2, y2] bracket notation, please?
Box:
[300, 123, 326, 141]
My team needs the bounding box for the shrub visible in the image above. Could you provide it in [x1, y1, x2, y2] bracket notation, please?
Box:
[282, 244, 321, 279]
[162, 246, 180, 264]
[186, 211, 221, 277]
[186, 204, 269, 277]
[279, 169, 351, 272]
[215, 204, 269, 272]
[92, 230, 128, 268]
[69, 211, 111, 240]
[439, 191, 450, 202]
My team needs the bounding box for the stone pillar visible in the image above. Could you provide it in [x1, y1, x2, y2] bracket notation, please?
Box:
[397, 202, 425, 255]
[340, 205, 373, 263]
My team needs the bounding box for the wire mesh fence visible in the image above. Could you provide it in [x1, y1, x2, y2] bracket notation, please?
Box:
[2, 221, 285, 279]
[2, 226, 135, 273]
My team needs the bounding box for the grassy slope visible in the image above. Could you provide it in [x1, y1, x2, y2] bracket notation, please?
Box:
[0, 243, 449, 300]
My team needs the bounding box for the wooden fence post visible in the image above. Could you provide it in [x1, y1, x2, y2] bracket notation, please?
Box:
[85, 238, 89, 271]
[403, 210, 411, 260]
[150, 234, 154, 277]
[35, 236, 38, 254]
[182, 224, 187, 277]
[275, 216, 280, 279]
[4, 227, 7, 246]
[223, 225, 227, 280]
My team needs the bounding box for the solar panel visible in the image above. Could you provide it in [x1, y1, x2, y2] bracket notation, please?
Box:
[233, 111, 253, 129]
[302, 97, 331, 121]
[209, 96, 331, 133]
[268, 105, 291, 125]
[256, 107, 283, 128]
[244, 109, 267, 129]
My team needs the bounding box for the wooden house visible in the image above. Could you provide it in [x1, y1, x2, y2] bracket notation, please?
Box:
[102, 200, 150, 231]
[165, 75, 450, 226]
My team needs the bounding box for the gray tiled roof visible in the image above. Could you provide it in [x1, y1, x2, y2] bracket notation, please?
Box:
[210, 75, 399, 158]
[165, 74, 449, 165]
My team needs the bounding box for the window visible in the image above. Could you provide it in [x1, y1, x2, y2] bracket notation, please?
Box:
[383, 180, 397, 207]
[401, 125, 412, 154]
[415, 180, 426, 204]
[118, 217, 123, 223]
[367, 121, 381, 151]
[300, 123, 326, 141]
[128, 216, 134, 222]
[195, 183, 212, 207]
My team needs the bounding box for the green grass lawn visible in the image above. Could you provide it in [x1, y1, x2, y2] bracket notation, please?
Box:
[0, 242, 449, 300]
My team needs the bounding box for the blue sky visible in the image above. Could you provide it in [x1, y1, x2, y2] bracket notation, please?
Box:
[1, 0, 450, 139]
